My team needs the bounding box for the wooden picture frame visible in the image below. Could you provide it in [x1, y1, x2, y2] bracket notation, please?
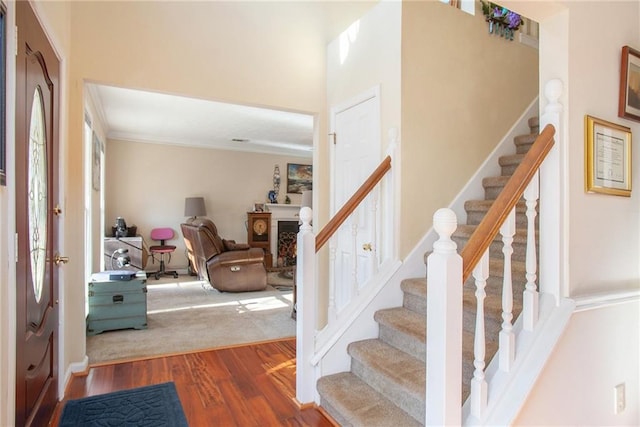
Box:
[585, 115, 632, 197]
[618, 45, 640, 122]
[286, 163, 312, 194]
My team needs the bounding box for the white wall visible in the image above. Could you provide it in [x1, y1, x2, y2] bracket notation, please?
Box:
[515, 300, 640, 425]
[564, 1, 640, 297]
[501, 1, 640, 423]
[105, 139, 308, 271]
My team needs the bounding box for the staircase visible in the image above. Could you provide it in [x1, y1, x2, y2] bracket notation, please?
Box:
[316, 117, 540, 426]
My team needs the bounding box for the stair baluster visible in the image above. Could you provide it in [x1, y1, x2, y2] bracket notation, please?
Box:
[470, 250, 489, 418]
[523, 171, 540, 331]
[499, 209, 516, 372]
[328, 246, 337, 320]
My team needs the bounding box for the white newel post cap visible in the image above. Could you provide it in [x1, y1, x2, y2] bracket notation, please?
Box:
[299, 206, 313, 226]
[433, 208, 458, 254]
[545, 79, 563, 104]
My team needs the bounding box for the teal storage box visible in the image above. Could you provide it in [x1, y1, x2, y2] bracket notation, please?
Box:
[87, 272, 148, 335]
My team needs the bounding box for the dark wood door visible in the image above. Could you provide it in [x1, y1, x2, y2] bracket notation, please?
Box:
[15, 1, 60, 425]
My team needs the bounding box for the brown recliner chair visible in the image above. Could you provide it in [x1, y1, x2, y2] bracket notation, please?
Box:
[180, 218, 267, 292]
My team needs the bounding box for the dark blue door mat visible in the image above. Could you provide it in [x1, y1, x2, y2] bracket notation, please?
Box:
[59, 382, 188, 426]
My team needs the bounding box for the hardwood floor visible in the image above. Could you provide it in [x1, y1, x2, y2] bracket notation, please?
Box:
[51, 338, 335, 426]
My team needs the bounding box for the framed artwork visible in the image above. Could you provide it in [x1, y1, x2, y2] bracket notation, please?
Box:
[618, 45, 640, 122]
[585, 115, 632, 197]
[253, 202, 265, 212]
[286, 163, 312, 194]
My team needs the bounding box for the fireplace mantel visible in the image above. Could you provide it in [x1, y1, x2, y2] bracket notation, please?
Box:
[265, 204, 301, 266]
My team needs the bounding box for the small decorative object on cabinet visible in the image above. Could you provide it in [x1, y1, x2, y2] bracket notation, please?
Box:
[86, 271, 148, 335]
[247, 211, 272, 268]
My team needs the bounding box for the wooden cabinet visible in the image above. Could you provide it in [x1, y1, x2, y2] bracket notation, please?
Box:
[247, 212, 272, 268]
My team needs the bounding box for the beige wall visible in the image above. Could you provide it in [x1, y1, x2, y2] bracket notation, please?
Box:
[105, 139, 309, 271]
[59, 0, 337, 374]
[400, 0, 539, 256]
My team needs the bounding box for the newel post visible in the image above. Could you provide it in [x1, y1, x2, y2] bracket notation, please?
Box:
[296, 207, 316, 404]
[426, 208, 462, 426]
[539, 79, 564, 303]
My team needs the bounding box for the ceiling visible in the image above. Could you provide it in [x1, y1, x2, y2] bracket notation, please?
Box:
[83, 2, 380, 160]
[86, 83, 314, 158]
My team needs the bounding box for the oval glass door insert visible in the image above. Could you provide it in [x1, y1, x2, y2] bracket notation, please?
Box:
[28, 87, 47, 303]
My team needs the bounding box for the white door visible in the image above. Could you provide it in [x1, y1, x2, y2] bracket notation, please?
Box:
[331, 88, 380, 311]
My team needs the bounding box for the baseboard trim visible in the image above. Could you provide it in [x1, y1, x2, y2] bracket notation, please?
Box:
[61, 356, 89, 398]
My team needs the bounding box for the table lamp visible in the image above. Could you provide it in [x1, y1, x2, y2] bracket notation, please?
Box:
[184, 197, 207, 221]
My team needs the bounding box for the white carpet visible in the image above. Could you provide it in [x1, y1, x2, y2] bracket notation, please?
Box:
[86, 274, 294, 364]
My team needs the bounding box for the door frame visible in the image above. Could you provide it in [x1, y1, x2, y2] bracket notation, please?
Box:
[4, 2, 69, 424]
[328, 85, 381, 218]
[328, 85, 382, 312]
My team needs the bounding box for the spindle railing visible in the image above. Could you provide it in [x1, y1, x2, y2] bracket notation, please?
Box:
[427, 79, 563, 426]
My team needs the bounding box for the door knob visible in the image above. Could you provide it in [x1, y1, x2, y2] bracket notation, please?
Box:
[362, 243, 373, 251]
[53, 205, 62, 216]
[54, 254, 69, 265]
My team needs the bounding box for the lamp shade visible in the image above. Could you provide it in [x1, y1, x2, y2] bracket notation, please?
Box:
[184, 197, 206, 218]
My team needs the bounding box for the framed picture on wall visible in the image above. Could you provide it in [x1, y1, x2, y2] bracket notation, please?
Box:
[286, 163, 312, 194]
[618, 45, 640, 122]
[585, 115, 632, 197]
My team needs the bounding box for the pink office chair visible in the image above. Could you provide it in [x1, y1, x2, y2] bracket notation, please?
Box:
[148, 227, 179, 280]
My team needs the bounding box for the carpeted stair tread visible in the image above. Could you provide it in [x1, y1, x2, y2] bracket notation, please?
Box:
[499, 153, 526, 176]
[349, 339, 425, 422]
[483, 175, 512, 187]
[375, 307, 425, 361]
[514, 134, 537, 153]
[528, 116, 539, 130]
[483, 175, 516, 200]
[317, 372, 422, 427]
[464, 199, 527, 213]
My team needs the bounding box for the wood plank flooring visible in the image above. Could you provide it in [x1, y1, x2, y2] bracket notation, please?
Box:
[50, 338, 335, 426]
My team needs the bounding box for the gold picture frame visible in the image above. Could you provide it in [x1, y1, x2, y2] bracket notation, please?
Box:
[585, 115, 632, 197]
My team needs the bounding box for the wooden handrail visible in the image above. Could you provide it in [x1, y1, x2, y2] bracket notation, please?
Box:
[460, 124, 555, 282]
[315, 155, 392, 252]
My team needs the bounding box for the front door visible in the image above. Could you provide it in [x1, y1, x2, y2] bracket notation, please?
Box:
[15, 2, 61, 425]
[331, 89, 380, 311]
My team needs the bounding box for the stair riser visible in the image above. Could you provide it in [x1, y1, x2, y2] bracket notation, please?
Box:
[403, 292, 425, 314]
[319, 399, 349, 427]
[501, 163, 519, 176]
[351, 359, 424, 423]
[516, 143, 533, 155]
[485, 186, 530, 201]
[379, 324, 425, 363]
